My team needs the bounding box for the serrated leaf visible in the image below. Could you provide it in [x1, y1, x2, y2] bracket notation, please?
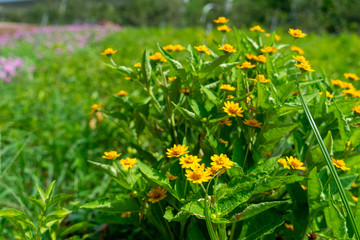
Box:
[187, 98, 208, 118]
[200, 85, 220, 105]
[199, 54, 231, 77]
[80, 194, 139, 213]
[164, 206, 191, 222]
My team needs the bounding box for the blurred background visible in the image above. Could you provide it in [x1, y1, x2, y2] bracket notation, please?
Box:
[1, 0, 360, 33]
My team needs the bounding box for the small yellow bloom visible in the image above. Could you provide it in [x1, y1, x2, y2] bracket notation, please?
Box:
[125, 77, 132, 80]
[179, 87, 190, 94]
[219, 138, 228, 144]
[149, 52, 166, 62]
[90, 103, 102, 114]
[217, 25, 231, 32]
[278, 158, 290, 169]
[227, 95, 234, 98]
[213, 16, 229, 24]
[249, 74, 271, 83]
[194, 45, 211, 55]
[163, 44, 175, 51]
[147, 186, 167, 203]
[102, 151, 121, 160]
[207, 165, 226, 176]
[352, 182, 357, 188]
[353, 106, 360, 113]
[284, 223, 294, 231]
[211, 153, 234, 169]
[168, 76, 177, 82]
[291, 45, 304, 55]
[220, 84, 236, 91]
[243, 119, 262, 128]
[166, 173, 178, 180]
[332, 157, 350, 171]
[353, 196, 359, 202]
[261, 46, 277, 53]
[179, 154, 201, 169]
[237, 61, 256, 69]
[119, 157, 138, 169]
[166, 144, 189, 158]
[133, 62, 141, 68]
[116, 90, 128, 96]
[246, 53, 257, 60]
[318, 91, 334, 98]
[101, 48, 117, 56]
[121, 212, 131, 218]
[295, 62, 315, 72]
[287, 156, 306, 170]
[223, 101, 244, 117]
[173, 44, 185, 51]
[218, 44, 237, 53]
[265, 33, 281, 41]
[218, 118, 232, 126]
[344, 73, 360, 81]
[292, 55, 308, 63]
[185, 163, 212, 184]
[331, 79, 353, 88]
[301, 185, 308, 190]
[250, 25, 265, 32]
[288, 28, 307, 38]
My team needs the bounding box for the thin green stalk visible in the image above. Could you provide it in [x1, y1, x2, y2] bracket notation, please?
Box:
[158, 202, 174, 240]
[202, 182, 218, 240]
[229, 222, 236, 240]
[297, 77, 360, 240]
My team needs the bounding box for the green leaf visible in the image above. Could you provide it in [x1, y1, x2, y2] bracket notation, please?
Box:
[330, 174, 358, 195]
[199, 54, 231, 77]
[324, 195, 348, 239]
[45, 180, 56, 202]
[205, 128, 225, 154]
[219, 62, 241, 72]
[42, 208, 72, 233]
[187, 98, 208, 118]
[231, 200, 288, 222]
[254, 175, 305, 194]
[333, 103, 351, 142]
[105, 63, 136, 78]
[60, 222, 96, 237]
[141, 49, 152, 84]
[232, 134, 246, 168]
[308, 167, 326, 215]
[36, 184, 46, 205]
[306, 131, 333, 164]
[248, 157, 279, 174]
[80, 194, 139, 213]
[257, 123, 299, 150]
[158, 43, 187, 78]
[163, 206, 191, 222]
[48, 194, 73, 208]
[239, 209, 284, 240]
[172, 102, 199, 123]
[88, 160, 130, 190]
[200, 85, 220, 105]
[0, 208, 36, 233]
[138, 160, 179, 199]
[181, 200, 205, 219]
[28, 195, 44, 209]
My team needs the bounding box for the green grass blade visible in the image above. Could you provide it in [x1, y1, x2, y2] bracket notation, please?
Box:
[297, 80, 360, 240]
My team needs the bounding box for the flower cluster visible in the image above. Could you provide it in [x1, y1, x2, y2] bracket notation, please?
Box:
[278, 156, 306, 170]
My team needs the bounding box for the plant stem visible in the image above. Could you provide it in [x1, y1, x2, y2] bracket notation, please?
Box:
[229, 222, 236, 240]
[158, 202, 174, 240]
[296, 74, 360, 240]
[202, 183, 218, 240]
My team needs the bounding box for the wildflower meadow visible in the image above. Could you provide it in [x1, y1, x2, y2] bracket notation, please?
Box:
[1, 15, 360, 240]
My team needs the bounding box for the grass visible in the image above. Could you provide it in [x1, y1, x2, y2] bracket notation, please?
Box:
[1, 26, 360, 238]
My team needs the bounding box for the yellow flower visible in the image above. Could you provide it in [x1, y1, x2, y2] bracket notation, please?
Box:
[292, 55, 308, 63]
[179, 154, 201, 169]
[295, 62, 315, 72]
[284, 223, 294, 231]
[246, 53, 257, 60]
[288, 28, 307, 38]
[133, 62, 141, 68]
[116, 90, 128, 96]
[163, 44, 175, 51]
[207, 165, 226, 176]
[166, 144, 189, 158]
[291, 46, 304, 55]
[217, 25, 232, 32]
[227, 95, 234, 98]
[119, 157, 138, 169]
[219, 138, 228, 144]
[223, 101, 244, 117]
[90, 103, 102, 114]
[220, 84, 236, 91]
[318, 91, 334, 98]
[125, 77, 132, 80]
[173, 44, 185, 51]
[185, 163, 212, 184]
[179, 87, 190, 94]
[168, 76, 177, 82]
[237, 61, 256, 69]
[166, 173, 178, 180]
[265, 33, 281, 41]
[218, 118, 232, 126]
[331, 79, 353, 88]
[121, 212, 131, 218]
[353, 106, 360, 113]
[249, 74, 271, 83]
[243, 119, 262, 128]
[344, 73, 360, 81]
[301, 185, 308, 190]
[100, 48, 117, 56]
[218, 44, 237, 53]
[255, 55, 267, 63]
[194, 45, 211, 55]
[149, 52, 166, 62]
[287, 156, 306, 170]
[278, 158, 290, 169]
[211, 153, 234, 169]
[332, 157, 350, 171]
[213, 16, 229, 24]
[102, 151, 121, 160]
[250, 25, 265, 32]
[147, 186, 167, 203]
[261, 46, 277, 53]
